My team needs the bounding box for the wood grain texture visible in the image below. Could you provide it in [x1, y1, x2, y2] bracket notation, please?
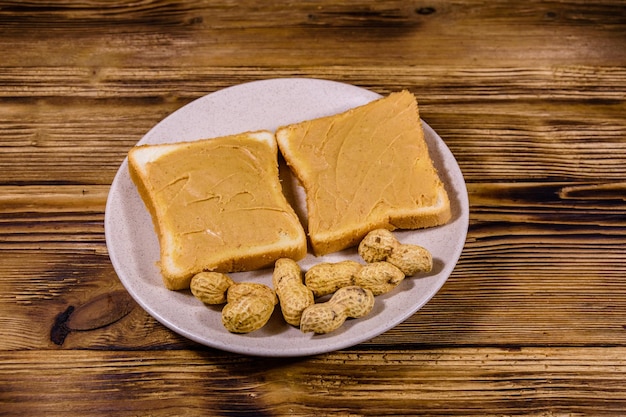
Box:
[1, 0, 625, 415]
[0, 179, 624, 349]
[1, 66, 624, 184]
[2, 348, 626, 416]
[0, 0, 624, 67]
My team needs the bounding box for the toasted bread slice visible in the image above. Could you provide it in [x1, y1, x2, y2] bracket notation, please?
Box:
[276, 90, 451, 255]
[128, 130, 307, 290]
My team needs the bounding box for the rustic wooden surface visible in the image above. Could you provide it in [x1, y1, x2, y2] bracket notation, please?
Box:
[1, 1, 626, 415]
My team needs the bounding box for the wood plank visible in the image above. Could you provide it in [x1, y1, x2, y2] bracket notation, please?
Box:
[0, 1, 624, 67]
[1, 215, 624, 350]
[0, 180, 624, 349]
[0, 250, 191, 350]
[0, 101, 169, 185]
[1, 348, 626, 416]
[0, 185, 109, 213]
[2, 66, 624, 101]
[0, 66, 624, 184]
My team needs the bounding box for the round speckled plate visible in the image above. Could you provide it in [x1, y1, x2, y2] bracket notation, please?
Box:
[104, 78, 469, 357]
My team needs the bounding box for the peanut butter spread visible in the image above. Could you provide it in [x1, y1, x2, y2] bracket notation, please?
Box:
[145, 134, 302, 272]
[279, 90, 444, 242]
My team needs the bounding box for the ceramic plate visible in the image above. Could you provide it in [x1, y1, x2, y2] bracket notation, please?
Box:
[105, 78, 469, 357]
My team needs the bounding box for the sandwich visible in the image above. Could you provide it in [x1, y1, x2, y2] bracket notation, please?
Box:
[275, 90, 451, 255]
[128, 130, 307, 290]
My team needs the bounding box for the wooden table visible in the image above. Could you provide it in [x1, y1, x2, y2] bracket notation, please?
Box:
[2, 1, 625, 415]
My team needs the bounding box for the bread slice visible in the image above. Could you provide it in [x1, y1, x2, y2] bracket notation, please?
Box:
[128, 130, 307, 290]
[276, 90, 451, 255]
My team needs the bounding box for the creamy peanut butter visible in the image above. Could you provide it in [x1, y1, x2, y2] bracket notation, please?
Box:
[277, 90, 447, 254]
[145, 134, 304, 273]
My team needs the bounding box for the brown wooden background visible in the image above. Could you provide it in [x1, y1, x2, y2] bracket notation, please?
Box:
[1, 1, 626, 415]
